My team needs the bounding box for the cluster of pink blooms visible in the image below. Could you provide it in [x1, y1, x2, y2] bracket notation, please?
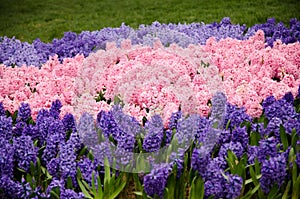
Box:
[1, 30, 299, 123]
[204, 30, 300, 117]
[0, 55, 111, 120]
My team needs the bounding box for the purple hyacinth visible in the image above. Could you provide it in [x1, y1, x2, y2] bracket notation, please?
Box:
[47, 158, 60, 178]
[266, 117, 283, 138]
[203, 158, 227, 198]
[168, 111, 182, 130]
[42, 120, 66, 164]
[68, 130, 83, 151]
[297, 84, 300, 99]
[97, 110, 120, 139]
[224, 174, 243, 199]
[231, 126, 249, 148]
[13, 135, 37, 172]
[247, 145, 259, 164]
[46, 177, 65, 196]
[0, 176, 24, 199]
[165, 129, 173, 144]
[175, 114, 200, 149]
[0, 36, 44, 67]
[264, 98, 297, 122]
[58, 140, 77, 186]
[62, 113, 77, 133]
[191, 146, 210, 177]
[218, 129, 232, 146]
[143, 163, 171, 198]
[224, 103, 252, 130]
[50, 99, 62, 119]
[169, 148, 185, 178]
[246, 18, 300, 47]
[77, 157, 97, 186]
[258, 136, 279, 162]
[219, 141, 245, 160]
[210, 92, 227, 129]
[17, 102, 31, 122]
[0, 137, 14, 178]
[0, 115, 13, 140]
[143, 115, 164, 152]
[35, 109, 55, 144]
[21, 177, 45, 199]
[61, 189, 85, 199]
[12, 120, 27, 137]
[0, 102, 6, 116]
[283, 91, 294, 104]
[91, 141, 113, 166]
[21, 124, 39, 139]
[117, 131, 136, 152]
[260, 153, 287, 193]
[77, 112, 99, 147]
[296, 152, 300, 168]
[283, 117, 300, 135]
[262, 95, 277, 109]
[194, 116, 210, 143]
[204, 178, 225, 199]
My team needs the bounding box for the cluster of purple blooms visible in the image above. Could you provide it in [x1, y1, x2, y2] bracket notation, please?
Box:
[0, 87, 300, 198]
[1, 17, 299, 67]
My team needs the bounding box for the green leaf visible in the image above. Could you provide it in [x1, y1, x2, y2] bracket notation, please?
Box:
[108, 181, 126, 199]
[104, 157, 111, 192]
[250, 132, 260, 146]
[91, 171, 97, 194]
[240, 184, 261, 199]
[291, 128, 297, 150]
[190, 176, 204, 199]
[225, 119, 231, 130]
[134, 191, 144, 196]
[249, 166, 260, 186]
[292, 174, 300, 199]
[282, 180, 291, 199]
[50, 190, 60, 199]
[165, 172, 175, 199]
[77, 178, 93, 199]
[66, 176, 73, 189]
[133, 173, 143, 192]
[26, 173, 33, 185]
[267, 184, 279, 199]
[251, 184, 261, 196]
[280, 125, 289, 150]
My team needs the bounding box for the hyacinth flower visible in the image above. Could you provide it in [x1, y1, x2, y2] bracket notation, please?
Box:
[223, 103, 252, 130]
[0, 115, 13, 140]
[218, 141, 245, 160]
[191, 146, 210, 178]
[42, 119, 66, 164]
[58, 139, 77, 187]
[77, 157, 98, 187]
[49, 99, 62, 119]
[16, 102, 32, 122]
[257, 136, 279, 162]
[143, 114, 164, 152]
[143, 163, 172, 198]
[13, 135, 38, 172]
[1, 17, 299, 67]
[77, 112, 99, 147]
[0, 176, 24, 198]
[260, 153, 287, 194]
[0, 137, 14, 178]
[35, 109, 56, 145]
[175, 114, 200, 150]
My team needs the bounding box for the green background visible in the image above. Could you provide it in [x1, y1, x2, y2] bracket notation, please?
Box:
[0, 0, 299, 42]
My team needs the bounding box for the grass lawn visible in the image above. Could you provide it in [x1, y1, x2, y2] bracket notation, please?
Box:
[0, 0, 299, 43]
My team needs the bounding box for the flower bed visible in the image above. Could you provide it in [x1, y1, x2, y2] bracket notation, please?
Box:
[0, 18, 300, 199]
